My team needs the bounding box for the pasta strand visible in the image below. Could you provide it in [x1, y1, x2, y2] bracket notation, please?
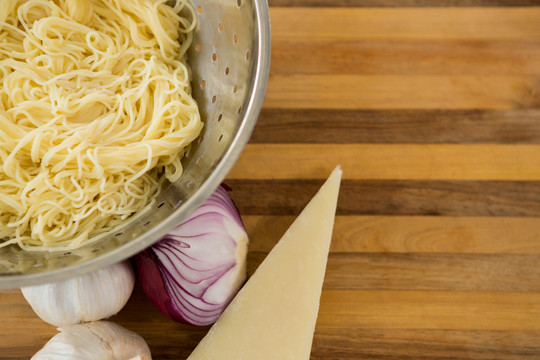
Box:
[0, 0, 202, 251]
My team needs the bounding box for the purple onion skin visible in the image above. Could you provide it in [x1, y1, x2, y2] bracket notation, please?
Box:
[135, 184, 249, 326]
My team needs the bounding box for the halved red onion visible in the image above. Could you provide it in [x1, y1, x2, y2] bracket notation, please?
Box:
[135, 185, 249, 326]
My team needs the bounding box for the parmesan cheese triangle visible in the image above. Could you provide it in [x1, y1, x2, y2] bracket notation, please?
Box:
[187, 166, 342, 360]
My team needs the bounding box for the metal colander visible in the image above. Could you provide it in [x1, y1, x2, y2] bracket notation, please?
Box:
[0, 0, 271, 289]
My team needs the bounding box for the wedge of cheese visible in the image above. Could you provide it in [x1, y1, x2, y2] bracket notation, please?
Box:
[187, 166, 342, 360]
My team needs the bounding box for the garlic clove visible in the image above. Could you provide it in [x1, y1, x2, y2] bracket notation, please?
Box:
[21, 261, 135, 326]
[31, 321, 152, 360]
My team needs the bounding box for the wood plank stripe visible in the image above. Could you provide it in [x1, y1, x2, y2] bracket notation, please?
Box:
[317, 290, 540, 330]
[270, 8, 540, 41]
[229, 144, 540, 180]
[0, 290, 54, 352]
[271, 0, 540, 7]
[312, 329, 540, 360]
[243, 216, 540, 254]
[251, 109, 540, 144]
[265, 74, 538, 109]
[247, 253, 540, 292]
[271, 40, 540, 76]
[226, 179, 540, 216]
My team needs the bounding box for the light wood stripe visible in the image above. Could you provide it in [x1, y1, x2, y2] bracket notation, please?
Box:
[252, 109, 540, 144]
[243, 216, 540, 254]
[271, 0, 540, 7]
[318, 290, 540, 330]
[229, 144, 540, 180]
[0, 290, 54, 350]
[312, 329, 540, 360]
[247, 253, 540, 292]
[264, 74, 536, 109]
[270, 8, 540, 41]
[271, 40, 540, 76]
[322, 254, 540, 292]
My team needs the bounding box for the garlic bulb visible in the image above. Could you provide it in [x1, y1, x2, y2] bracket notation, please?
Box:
[31, 321, 152, 360]
[21, 261, 135, 326]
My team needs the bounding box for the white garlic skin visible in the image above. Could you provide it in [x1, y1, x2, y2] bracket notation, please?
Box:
[21, 261, 135, 326]
[31, 321, 152, 360]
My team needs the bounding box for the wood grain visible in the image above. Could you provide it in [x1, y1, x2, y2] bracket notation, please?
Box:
[311, 329, 540, 360]
[247, 253, 540, 292]
[271, 40, 540, 75]
[318, 290, 540, 330]
[271, 0, 540, 6]
[227, 179, 540, 216]
[243, 216, 540, 254]
[252, 109, 540, 144]
[270, 8, 540, 41]
[325, 254, 540, 292]
[229, 144, 540, 180]
[0, 290, 55, 356]
[265, 74, 539, 109]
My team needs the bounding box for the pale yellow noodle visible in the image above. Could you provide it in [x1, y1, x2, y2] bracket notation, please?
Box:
[0, 0, 202, 251]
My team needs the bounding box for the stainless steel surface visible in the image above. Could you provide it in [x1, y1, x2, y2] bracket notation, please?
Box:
[0, 0, 271, 289]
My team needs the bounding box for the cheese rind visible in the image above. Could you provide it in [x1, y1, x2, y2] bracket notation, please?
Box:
[187, 166, 342, 360]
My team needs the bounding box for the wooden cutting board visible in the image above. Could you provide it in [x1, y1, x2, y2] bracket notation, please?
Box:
[2, 1, 540, 359]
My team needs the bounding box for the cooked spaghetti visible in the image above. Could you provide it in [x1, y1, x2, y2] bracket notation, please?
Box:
[0, 0, 202, 251]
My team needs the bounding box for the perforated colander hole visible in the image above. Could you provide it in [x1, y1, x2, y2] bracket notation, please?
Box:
[197, 6, 203, 14]
[157, 202, 165, 208]
[233, 33, 238, 44]
[218, 134, 223, 142]
[237, 106, 243, 114]
[196, 157, 203, 165]
[195, 43, 201, 52]
[91, 249, 100, 253]
[218, 23, 223, 32]
[233, 85, 238, 94]
[144, 221, 151, 226]
[200, 79, 206, 89]
[225, 67, 229, 75]
[245, 50, 250, 61]
[187, 181, 194, 188]
[217, 113, 222, 121]
[63, 252, 72, 256]
[237, 0, 242, 7]
[212, 95, 217, 104]
[197, 135, 204, 145]
[114, 232, 123, 237]
[212, 52, 217, 62]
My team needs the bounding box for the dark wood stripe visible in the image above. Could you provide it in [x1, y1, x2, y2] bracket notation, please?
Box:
[312, 329, 540, 360]
[270, 0, 540, 7]
[251, 109, 540, 144]
[247, 253, 540, 292]
[227, 180, 540, 216]
[271, 40, 540, 76]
